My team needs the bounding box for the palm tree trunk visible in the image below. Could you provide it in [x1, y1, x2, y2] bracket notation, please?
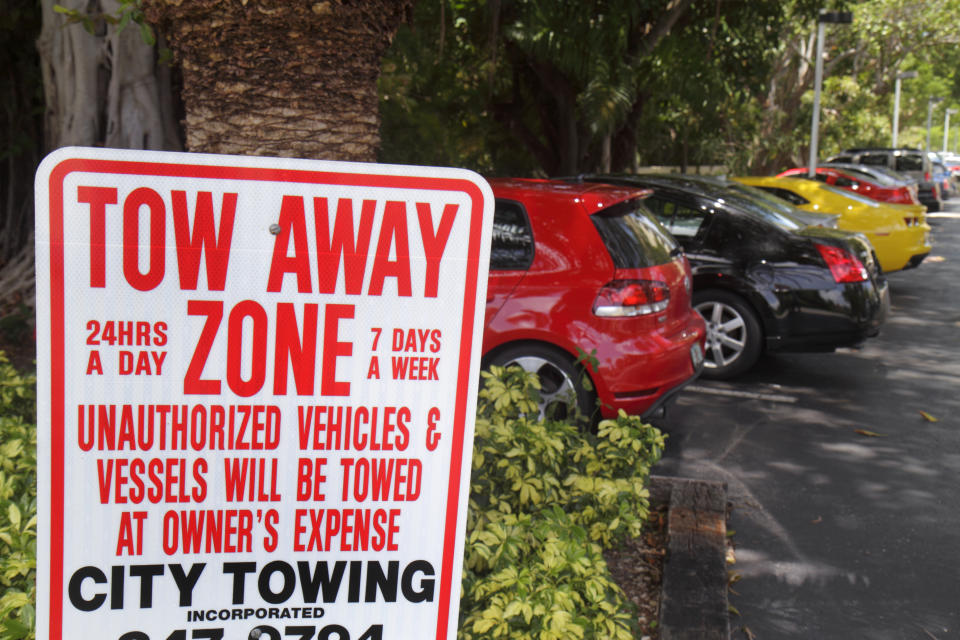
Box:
[143, 0, 411, 161]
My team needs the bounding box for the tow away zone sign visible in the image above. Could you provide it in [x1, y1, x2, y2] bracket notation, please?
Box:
[34, 148, 493, 640]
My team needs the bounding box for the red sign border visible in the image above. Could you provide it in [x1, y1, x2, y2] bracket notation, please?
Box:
[42, 157, 487, 640]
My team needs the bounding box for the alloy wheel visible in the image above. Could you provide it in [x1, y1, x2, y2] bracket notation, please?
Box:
[501, 355, 578, 421]
[695, 300, 748, 370]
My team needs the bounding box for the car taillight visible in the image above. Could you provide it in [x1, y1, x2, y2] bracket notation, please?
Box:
[925, 171, 932, 181]
[815, 244, 868, 283]
[593, 279, 669, 316]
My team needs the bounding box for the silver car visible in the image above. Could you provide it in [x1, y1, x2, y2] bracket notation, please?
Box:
[827, 148, 942, 212]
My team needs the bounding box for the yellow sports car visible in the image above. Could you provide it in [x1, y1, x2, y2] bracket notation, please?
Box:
[733, 176, 931, 273]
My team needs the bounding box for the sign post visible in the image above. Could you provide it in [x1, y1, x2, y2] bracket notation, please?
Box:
[34, 148, 493, 640]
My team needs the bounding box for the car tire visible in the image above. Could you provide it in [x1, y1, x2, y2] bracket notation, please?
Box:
[693, 289, 762, 380]
[487, 344, 598, 426]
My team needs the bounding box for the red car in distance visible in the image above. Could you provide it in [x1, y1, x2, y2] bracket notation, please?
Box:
[483, 178, 706, 424]
[777, 166, 920, 205]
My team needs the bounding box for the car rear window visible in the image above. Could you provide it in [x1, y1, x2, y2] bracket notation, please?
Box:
[819, 183, 881, 207]
[895, 154, 924, 172]
[490, 200, 534, 270]
[591, 199, 679, 268]
[860, 153, 890, 167]
[758, 186, 809, 206]
[839, 166, 898, 186]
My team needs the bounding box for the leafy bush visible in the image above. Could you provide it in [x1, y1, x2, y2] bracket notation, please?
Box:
[0, 359, 663, 640]
[460, 365, 665, 639]
[0, 353, 37, 640]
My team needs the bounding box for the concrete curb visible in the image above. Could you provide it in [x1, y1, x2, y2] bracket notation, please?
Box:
[649, 475, 730, 640]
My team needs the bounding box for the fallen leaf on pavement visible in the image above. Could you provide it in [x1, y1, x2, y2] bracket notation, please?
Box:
[728, 604, 741, 617]
[854, 429, 886, 437]
[743, 626, 757, 640]
[919, 411, 939, 423]
[811, 515, 822, 524]
[728, 571, 742, 595]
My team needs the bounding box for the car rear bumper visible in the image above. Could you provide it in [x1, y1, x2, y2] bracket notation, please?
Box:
[918, 182, 942, 211]
[767, 278, 888, 353]
[902, 252, 929, 270]
[869, 227, 932, 273]
[638, 362, 703, 421]
[593, 318, 706, 419]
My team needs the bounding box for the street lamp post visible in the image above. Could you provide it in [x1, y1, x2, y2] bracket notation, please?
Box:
[926, 97, 944, 155]
[943, 108, 957, 153]
[892, 70, 918, 147]
[809, 9, 854, 177]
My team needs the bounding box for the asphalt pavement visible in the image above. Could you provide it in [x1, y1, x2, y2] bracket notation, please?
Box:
[652, 201, 960, 639]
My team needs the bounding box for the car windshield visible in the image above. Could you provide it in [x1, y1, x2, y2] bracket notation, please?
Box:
[829, 166, 897, 186]
[819, 183, 881, 207]
[723, 183, 810, 228]
[591, 198, 680, 268]
[719, 191, 804, 231]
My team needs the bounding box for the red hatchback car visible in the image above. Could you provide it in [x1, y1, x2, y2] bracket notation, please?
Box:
[777, 166, 920, 205]
[483, 178, 706, 423]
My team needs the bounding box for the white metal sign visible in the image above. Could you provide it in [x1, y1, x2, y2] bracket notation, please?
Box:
[34, 147, 493, 640]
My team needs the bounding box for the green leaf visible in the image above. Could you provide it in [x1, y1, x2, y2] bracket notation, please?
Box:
[139, 21, 156, 46]
[8, 503, 20, 529]
[118, 10, 133, 33]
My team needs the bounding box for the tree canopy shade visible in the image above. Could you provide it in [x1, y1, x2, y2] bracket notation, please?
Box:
[0, 0, 43, 265]
[379, 0, 960, 176]
[379, 0, 834, 175]
[736, 0, 960, 173]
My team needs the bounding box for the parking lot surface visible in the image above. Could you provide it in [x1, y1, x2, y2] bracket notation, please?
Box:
[654, 203, 960, 639]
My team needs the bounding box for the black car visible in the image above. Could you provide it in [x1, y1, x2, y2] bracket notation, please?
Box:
[573, 174, 890, 378]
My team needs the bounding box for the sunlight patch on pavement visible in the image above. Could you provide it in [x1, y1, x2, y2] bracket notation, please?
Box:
[687, 384, 798, 404]
[733, 549, 864, 587]
[819, 442, 877, 459]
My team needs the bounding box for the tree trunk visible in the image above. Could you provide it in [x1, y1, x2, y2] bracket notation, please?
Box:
[36, 0, 182, 151]
[8, 1, 182, 316]
[142, 0, 412, 161]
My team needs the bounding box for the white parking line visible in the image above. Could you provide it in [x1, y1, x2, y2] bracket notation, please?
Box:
[687, 384, 798, 404]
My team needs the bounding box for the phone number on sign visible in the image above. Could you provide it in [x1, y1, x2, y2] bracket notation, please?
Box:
[119, 624, 383, 640]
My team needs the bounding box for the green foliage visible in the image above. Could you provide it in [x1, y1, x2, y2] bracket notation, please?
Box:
[460, 365, 665, 639]
[54, 0, 155, 44]
[380, 0, 960, 175]
[379, 0, 538, 174]
[823, 0, 960, 153]
[0, 353, 37, 640]
[815, 76, 892, 156]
